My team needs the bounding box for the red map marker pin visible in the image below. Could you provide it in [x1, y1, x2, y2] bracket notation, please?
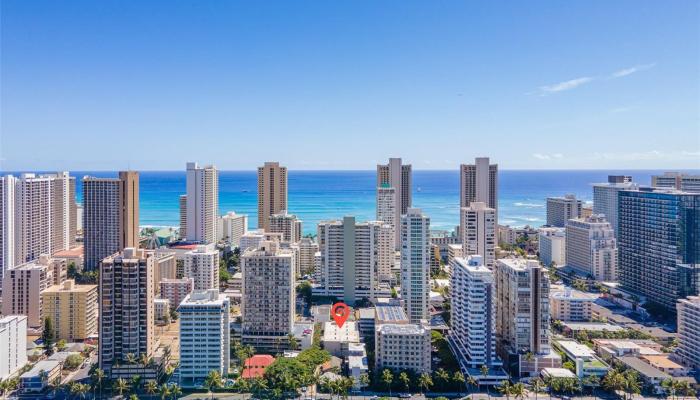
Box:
[331, 302, 350, 328]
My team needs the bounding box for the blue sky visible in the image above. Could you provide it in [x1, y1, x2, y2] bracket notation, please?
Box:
[1, 1, 698, 170]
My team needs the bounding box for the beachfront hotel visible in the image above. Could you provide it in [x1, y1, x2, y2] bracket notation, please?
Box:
[546, 194, 582, 228]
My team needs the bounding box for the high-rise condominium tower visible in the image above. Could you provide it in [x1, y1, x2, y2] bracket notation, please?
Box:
[268, 210, 302, 243]
[99, 248, 155, 378]
[185, 162, 218, 243]
[257, 162, 288, 232]
[449, 255, 502, 374]
[241, 241, 295, 352]
[460, 202, 497, 269]
[179, 289, 230, 387]
[460, 157, 498, 210]
[618, 189, 700, 311]
[216, 211, 248, 247]
[677, 296, 700, 369]
[376, 185, 396, 247]
[377, 158, 412, 248]
[0, 173, 76, 283]
[83, 171, 139, 270]
[400, 208, 431, 323]
[592, 175, 638, 235]
[183, 245, 219, 291]
[565, 215, 617, 281]
[495, 258, 555, 376]
[315, 217, 393, 304]
[546, 195, 582, 227]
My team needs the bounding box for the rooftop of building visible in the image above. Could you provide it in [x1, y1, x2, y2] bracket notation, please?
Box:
[617, 356, 670, 380]
[561, 322, 625, 332]
[242, 355, 275, 379]
[43, 279, 96, 293]
[640, 355, 686, 370]
[21, 360, 61, 378]
[160, 277, 193, 284]
[180, 289, 228, 306]
[556, 340, 596, 358]
[377, 323, 428, 336]
[358, 308, 375, 320]
[323, 321, 359, 343]
[53, 246, 84, 258]
[375, 305, 408, 324]
[541, 368, 577, 379]
[496, 257, 541, 271]
[551, 288, 598, 301]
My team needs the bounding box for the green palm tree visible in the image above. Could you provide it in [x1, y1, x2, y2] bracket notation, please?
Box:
[204, 370, 222, 399]
[381, 369, 393, 396]
[467, 375, 478, 395]
[158, 384, 170, 400]
[130, 375, 142, 392]
[124, 353, 137, 365]
[168, 383, 182, 400]
[453, 371, 466, 394]
[113, 378, 129, 397]
[129, 395, 139, 400]
[399, 372, 410, 392]
[511, 382, 528, 400]
[498, 380, 513, 400]
[435, 368, 450, 391]
[90, 368, 105, 399]
[145, 381, 158, 396]
[530, 377, 545, 400]
[418, 373, 433, 395]
[359, 373, 370, 391]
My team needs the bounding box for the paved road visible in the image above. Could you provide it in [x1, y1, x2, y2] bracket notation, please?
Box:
[178, 393, 697, 400]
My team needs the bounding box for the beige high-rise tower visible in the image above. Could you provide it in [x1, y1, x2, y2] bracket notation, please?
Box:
[460, 157, 498, 210]
[83, 171, 139, 270]
[257, 162, 288, 231]
[377, 158, 412, 248]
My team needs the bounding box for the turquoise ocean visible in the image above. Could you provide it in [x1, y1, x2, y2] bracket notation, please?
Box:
[58, 169, 691, 235]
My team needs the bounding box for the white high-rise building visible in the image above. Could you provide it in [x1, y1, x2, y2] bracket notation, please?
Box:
[460, 202, 496, 269]
[298, 237, 319, 275]
[460, 157, 498, 210]
[538, 227, 566, 266]
[183, 245, 219, 290]
[400, 208, 430, 323]
[449, 256, 501, 373]
[0, 173, 76, 284]
[377, 158, 412, 248]
[375, 323, 431, 375]
[0, 176, 16, 286]
[216, 212, 248, 247]
[315, 217, 392, 303]
[592, 176, 638, 235]
[185, 162, 218, 243]
[268, 210, 302, 243]
[376, 185, 396, 248]
[179, 194, 187, 240]
[178, 289, 230, 388]
[565, 215, 617, 281]
[677, 296, 700, 369]
[241, 241, 295, 352]
[546, 195, 582, 228]
[0, 315, 27, 380]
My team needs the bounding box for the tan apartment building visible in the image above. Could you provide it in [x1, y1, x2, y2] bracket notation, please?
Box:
[1, 255, 55, 328]
[41, 280, 97, 341]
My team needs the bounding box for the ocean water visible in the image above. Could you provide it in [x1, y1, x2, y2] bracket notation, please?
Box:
[64, 169, 683, 234]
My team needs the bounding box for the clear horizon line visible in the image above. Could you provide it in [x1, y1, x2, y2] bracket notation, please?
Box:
[3, 167, 699, 173]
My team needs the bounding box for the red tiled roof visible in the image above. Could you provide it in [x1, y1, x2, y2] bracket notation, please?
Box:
[53, 246, 84, 257]
[242, 355, 275, 379]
